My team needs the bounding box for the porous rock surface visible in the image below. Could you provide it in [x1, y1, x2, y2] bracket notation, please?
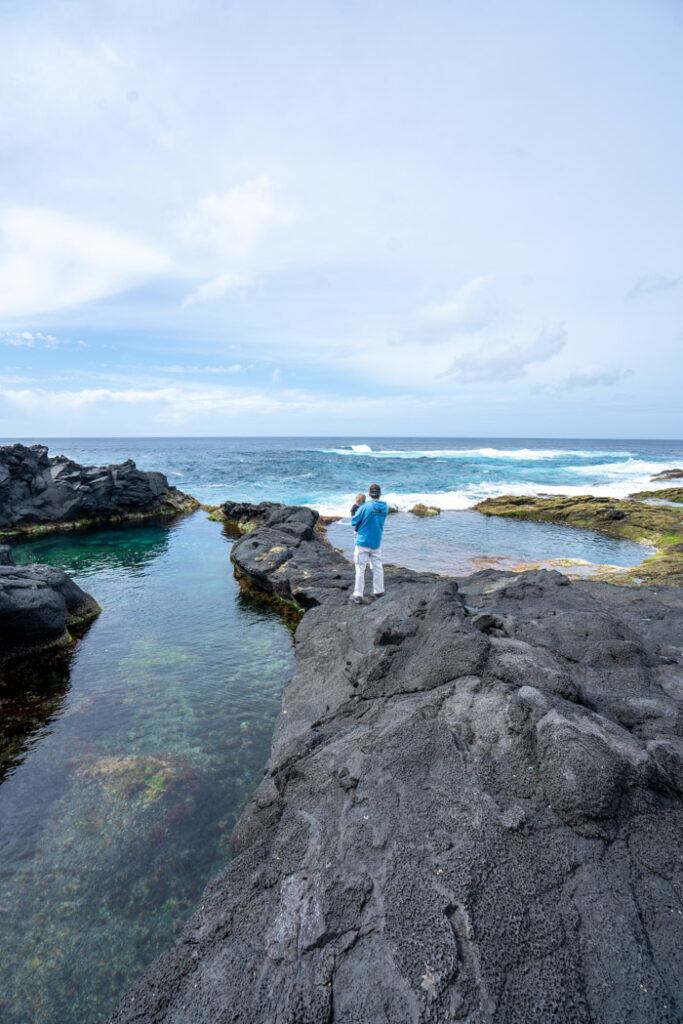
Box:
[112, 504, 683, 1024]
[0, 443, 198, 536]
[0, 547, 100, 667]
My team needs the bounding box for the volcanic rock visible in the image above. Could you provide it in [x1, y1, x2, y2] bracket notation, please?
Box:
[651, 468, 683, 482]
[0, 547, 100, 668]
[0, 444, 198, 537]
[111, 504, 683, 1024]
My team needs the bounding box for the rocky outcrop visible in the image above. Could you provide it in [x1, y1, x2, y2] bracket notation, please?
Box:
[0, 547, 100, 669]
[0, 444, 199, 538]
[111, 503, 683, 1024]
[631, 487, 683, 505]
[410, 502, 441, 516]
[651, 468, 683, 482]
[475, 493, 683, 585]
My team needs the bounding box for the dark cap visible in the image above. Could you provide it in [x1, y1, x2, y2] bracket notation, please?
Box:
[369, 483, 381, 498]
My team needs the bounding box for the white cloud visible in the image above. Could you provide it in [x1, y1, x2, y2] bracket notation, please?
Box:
[443, 325, 567, 383]
[0, 330, 71, 348]
[555, 365, 631, 391]
[0, 382, 443, 428]
[0, 331, 56, 348]
[181, 270, 253, 307]
[177, 176, 293, 263]
[156, 364, 244, 374]
[0, 206, 168, 318]
[626, 274, 682, 300]
[177, 177, 292, 305]
[420, 276, 495, 330]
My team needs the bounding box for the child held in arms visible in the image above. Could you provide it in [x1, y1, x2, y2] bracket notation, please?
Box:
[350, 492, 366, 528]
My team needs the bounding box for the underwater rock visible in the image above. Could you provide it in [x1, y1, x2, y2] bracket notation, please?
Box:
[0, 443, 199, 538]
[410, 502, 441, 516]
[111, 504, 683, 1024]
[0, 546, 100, 668]
[0, 545, 11, 565]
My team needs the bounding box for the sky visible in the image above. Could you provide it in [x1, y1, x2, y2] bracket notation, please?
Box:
[0, 0, 681, 438]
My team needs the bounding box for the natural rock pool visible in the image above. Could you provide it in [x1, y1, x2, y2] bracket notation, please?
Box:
[0, 512, 295, 1024]
[327, 509, 651, 575]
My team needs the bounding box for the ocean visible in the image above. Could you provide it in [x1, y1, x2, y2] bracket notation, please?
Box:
[4, 436, 682, 513]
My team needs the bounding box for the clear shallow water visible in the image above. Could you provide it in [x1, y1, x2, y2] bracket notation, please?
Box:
[328, 511, 651, 576]
[0, 512, 294, 1024]
[3, 436, 683, 513]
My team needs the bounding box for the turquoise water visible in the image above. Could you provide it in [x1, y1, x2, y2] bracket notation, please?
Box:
[3, 436, 683, 513]
[0, 512, 294, 1024]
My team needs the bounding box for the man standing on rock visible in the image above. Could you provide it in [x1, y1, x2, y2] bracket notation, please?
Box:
[351, 482, 388, 604]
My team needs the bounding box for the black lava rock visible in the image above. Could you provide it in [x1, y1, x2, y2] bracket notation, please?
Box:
[0, 549, 100, 667]
[111, 505, 683, 1024]
[0, 444, 197, 535]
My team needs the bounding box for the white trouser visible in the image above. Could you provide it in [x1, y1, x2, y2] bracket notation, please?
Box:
[354, 545, 384, 598]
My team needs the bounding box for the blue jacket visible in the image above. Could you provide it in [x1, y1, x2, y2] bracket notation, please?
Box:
[351, 499, 388, 549]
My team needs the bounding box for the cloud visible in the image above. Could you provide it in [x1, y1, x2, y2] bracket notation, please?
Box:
[0, 206, 168, 318]
[0, 329, 87, 349]
[442, 325, 567, 383]
[554, 365, 631, 392]
[156, 363, 244, 374]
[177, 176, 292, 305]
[626, 274, 683, 300]
[0, 330, 58, 348]
[0, 381, 444, 428]
[177, 176, 293, 263]
[401, 276, 498, 346]
[181, 270, 253, 307]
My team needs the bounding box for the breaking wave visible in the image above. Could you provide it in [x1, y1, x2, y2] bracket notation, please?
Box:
[320, 444, 631, 461]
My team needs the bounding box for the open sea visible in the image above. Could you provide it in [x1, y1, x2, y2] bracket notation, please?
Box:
[4, 435, 683, 512]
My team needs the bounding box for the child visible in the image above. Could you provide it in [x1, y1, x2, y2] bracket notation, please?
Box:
[350, 492, 366, 532]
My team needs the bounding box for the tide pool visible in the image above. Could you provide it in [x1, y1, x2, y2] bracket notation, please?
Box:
[0, 513, 294, 1024]
[327, 510, 650, 576]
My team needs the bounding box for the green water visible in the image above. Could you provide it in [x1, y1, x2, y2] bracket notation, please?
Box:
[0, 512, 294, 1024]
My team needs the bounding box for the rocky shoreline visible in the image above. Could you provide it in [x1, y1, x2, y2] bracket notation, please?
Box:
[0, 444, 198, 670]
[0, 544, 100, 670]
[110, 502, 683, 1024]
[475, 493, 683, 585]
[0, 444, 198, 540]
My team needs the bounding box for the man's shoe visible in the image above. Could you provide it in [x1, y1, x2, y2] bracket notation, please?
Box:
[372, 592, 385, 600]
[351, 595, 363, 605]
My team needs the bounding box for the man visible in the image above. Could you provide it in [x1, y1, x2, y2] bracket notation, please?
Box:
[350, 482, 388, 604]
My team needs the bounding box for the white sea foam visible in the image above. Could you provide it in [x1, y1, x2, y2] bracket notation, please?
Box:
[320, 445, 631, 461]
[567, 458, 676, 478]
[309, 475, 679, 517]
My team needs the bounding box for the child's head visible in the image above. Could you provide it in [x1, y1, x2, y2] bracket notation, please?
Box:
[355, 492, 366, 505]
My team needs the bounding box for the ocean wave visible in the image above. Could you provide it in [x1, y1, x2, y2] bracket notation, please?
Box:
[567, 458, 677, 478]
[319, 445, 632, 461]
[308, 475, 677, 517]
